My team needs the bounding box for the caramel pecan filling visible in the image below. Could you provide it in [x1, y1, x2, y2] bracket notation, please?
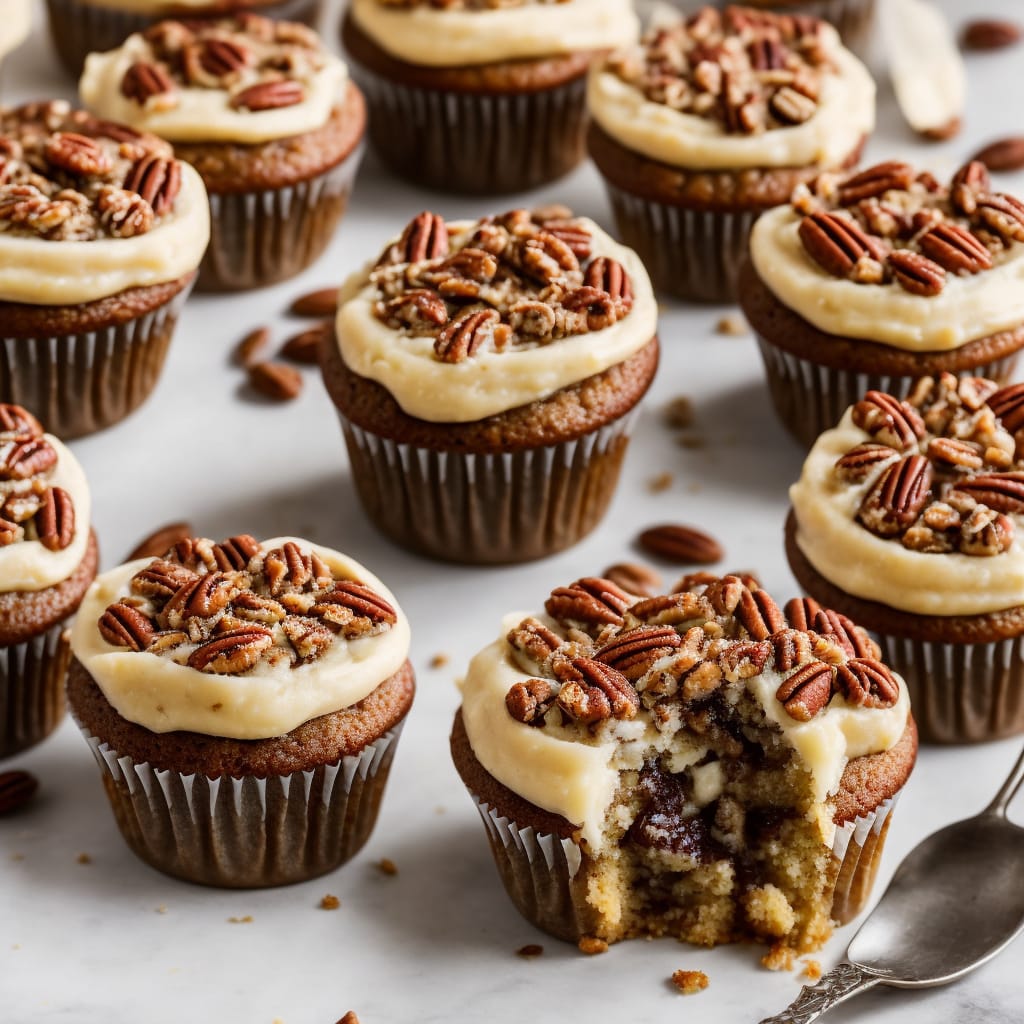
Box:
[0, 101, 180, 242]
[503, 573, 897, 729]
[0, 404, 76, 552]
[98, 535, 397, 674]
[370, 207, 635, 359]
[122, 15, 326, 114]
[603, 5, 831, 135]
[791, 159, 1024, 296]
[836, 374, 1024, 557]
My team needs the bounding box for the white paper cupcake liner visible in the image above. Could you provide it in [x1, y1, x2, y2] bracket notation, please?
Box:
[338, 409, 638, 564]
[829, 794, 896, 924]
[1, 620, 70, 759]
[75, 720, 403, 888]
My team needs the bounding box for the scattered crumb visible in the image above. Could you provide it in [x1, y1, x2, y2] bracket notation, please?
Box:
[155, 905, 168, 915]
[577, 936, 609, 955]
[516, 944, 544, 958]
[716, 314, 749, 336]
[76, 853, 92, 865]
[761, 942, 796, 972]
[9, 853, 23, 862]
[11, 945, 19, 951]
[336, 1013, 360, 1024]
[377, 857, 398, 876]
[227, 915, 253, 924]
[647, 471, 673, 493]
[435, 805, 446, 815]
[320, 894, 341, 911]
[801, 959, 822, 981]
[671, 969, 710, 995]
[663, 395, 694, 429]
[677, 433, 707, 450]
[429, 653, 449, 670]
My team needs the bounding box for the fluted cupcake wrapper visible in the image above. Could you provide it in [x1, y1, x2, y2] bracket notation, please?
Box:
[754, 333, 1021, 449]
[75, 720, 403, 888]
[198, 141, 363, 293]
[348, 63, 587, 194]
[46, 0, 322, 76]
[338, 410, 638, 565]
[0, 621, 70, 760]
[717, 0, 877, 57]
[601, 181, 761, 303]
[1, 280, 191, 440]
[470, 790, 898, 943]
[875, 635, 1024, 744]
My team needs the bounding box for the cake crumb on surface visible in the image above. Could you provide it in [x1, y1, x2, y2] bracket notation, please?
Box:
[677, 433, 707, 450]
[516, 944, 544, 958]
[429, 653, 449, 669]
[76, 853, 92, 865]
[761, 942, 796, 972]
[716, 314, 749, 336]
[801, 959, 822, 981]
[227, 915, 253, 924]
[377, 857, 398, 876]
[155, 905, 167, 915]
[663, 395, 694, 429]
[10, 853, 23, 862]
[671, 969, 710, 995]
[648, 472, 674, 493]
[320, 894, 341, 911]
[577, 936, 609, 955]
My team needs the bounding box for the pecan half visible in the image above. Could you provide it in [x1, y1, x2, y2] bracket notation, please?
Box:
[835, 658, 899, 708]
[769, 628, 814, 671]
[770, 86, 816, 125]
[953, 472, 1024, 512]
[975, 193, 1024, 244]
[121, 62, 176, 104]
[971, 136, 1024, 172]
[584, 257, 634, 312]
[811, 607, 876, 658]
[851, 391, 925, 450]
[34, 487, 74, 551]
[962, 19, 1022, 50]
[540, 219, 591, 259]
[99, 601, 156, 651]
[798, 212, 885, 277]
[212, 534, 261, 571]
[775, 660, 834, 721]
[198, 38, 252, 79]
[637, 524, 723, 565]
[888, 250, 945, 296]
[282, 615, 334, 663]
[701, 574, 747, 616]
[382, 289, 448, 330]
[950, 159, 991, 216]
[595, 626, 682, 681]
[918, 224, 992, 275]
[230, 80, 304, 111]
[507, 617, 564, 670]
[858, 455, 934, 536]
[837, 162, 916, 205]
[520, 231, 580, 282]
[434, 308, 499, 363]
[717, 639, 772, 681]
[958, 507, 1014, 556]
[834, 442, 899, 482]
[122, 154, 181, 216]
[161, 572, 236, 624]
[556, 658, 639, 723]
[44, 132, 112, 177]
[505, 678, 555, 725]
[561, 287, 618, 331]
[313, 582, 397, 633]
[545, 577, 631, 629]
[0, 404, 42, 437]
[0, 437, 57, 479]
[396, 211, 448, 264]
[233, 592, 286, 624]
[0, 518, 21, 545]
[927, 437, 984, 471]
[131, 558, 199, 599]
[988, 383, 1024, 433]
[601, 562, 662, 597]
[187, 627, 274, 673]
[248, 361, 302, 401]
[628, 591, 711, 627]
[782, 596, 822, 633]
[735, 588, 786, 640]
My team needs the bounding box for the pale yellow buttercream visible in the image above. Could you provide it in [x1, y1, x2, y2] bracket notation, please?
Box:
[0, 0, 31, 60]
[587, 24, 875, 172]
[335, 218, 658, 423]
[0, 162, 209, 306]
[69, 538, 411, 739]
[350, 0, 638, 68]
[0, 437, 91, 594]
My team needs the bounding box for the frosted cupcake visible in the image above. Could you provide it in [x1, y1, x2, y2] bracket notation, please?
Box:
[452, 572, 916, 950]
[341, 0, 638, 193]
[68, 534, 414, 887]
[81, 15, 364, 291]
[0, 404, 98, 758]
[0, 101, 207, 438]
[587, 5, 873, 301]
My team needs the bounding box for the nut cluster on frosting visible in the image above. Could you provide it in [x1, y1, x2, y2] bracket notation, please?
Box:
[371, 207, 635, 362]
[838, 374, 1024, 557]
[792, 160, 1024, 296]
[502, 573, 898, 734]
[603, 6, 831, 134]
[0, 101, 179, 241]
[98, 535, 397, 675]
[122, 16, 327, 114]
[0, 404, 76, 552]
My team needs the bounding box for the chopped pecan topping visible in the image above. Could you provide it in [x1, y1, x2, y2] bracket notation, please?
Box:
[835, 658, 899, 709]
[851, 391, 925, 450]
[834, 443, 899, 482]
[131, 559, 199, 599]
[627, 591, 712, 628]
[507, 617, 566, 672]
[188, 627, 275, 673]
[769, 628, 814, 672]
[44, 132, 112, 177]
[858, 455, 933, 537]
[505, 679, 555, 725]
[556, 658, 639, 723]
[988, 383, 1024, 434]
[99, 601, 156, 651]
[595, 626, 682, 681]
[974, 193, 1024, 244]
[1, 437, 57, 480]
[545, 577, 631, 631]
[776, 661, 834, 721]
[950, 160, 991, 216]
[312, 581, 398, 634]
[434, 308, 502, 363]
[584, 257, 634, 313]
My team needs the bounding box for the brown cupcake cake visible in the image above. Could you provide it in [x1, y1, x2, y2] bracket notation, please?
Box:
[47, 0, 322, 77]
[451, 572, 916, 951]
[742, 160, 1024, 447]
[80, 15, 364, 291]
[0, 101, 207, 439]
[341, 0, 638, 193]
[719, 0, 876, 57]
[586, 5, 874, 302]
[0, 404, 99, 758]
[323, 207, 659, 564]
[68, 533, 414, 887]
[788, 373, 1024, 744]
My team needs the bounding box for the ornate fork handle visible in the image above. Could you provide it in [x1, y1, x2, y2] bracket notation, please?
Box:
[759, 962, 882, 1024]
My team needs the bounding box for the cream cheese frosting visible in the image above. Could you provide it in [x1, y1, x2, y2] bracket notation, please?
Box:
[0, 436, 92, 593]
[70, 538, 411, 740]
[0, 0, 31, 60]
[0, 162, 209, 306]
[80, 33, 348, 145]
[751, 204, 1024, 351]
[587, 22, 875, 171]
[335, 217, 658, 423]
[350, 0, 638, 68]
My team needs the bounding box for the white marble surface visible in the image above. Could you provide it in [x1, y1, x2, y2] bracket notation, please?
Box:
[2, 1, 1024, 1021]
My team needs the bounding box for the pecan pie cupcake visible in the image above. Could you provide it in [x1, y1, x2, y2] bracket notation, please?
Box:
[47, 0, 322, 77]
[1, 404, 99, 759]
[0, 101, 207, 438]
[67, 533, 414, 887]
[742, 160, 1024, 446]
[324, 207, 659, 564]
[586, 6, 873, 302]
[81, 15, 364, 291]
[451, 572, 916, 951]
[718, 0, 876, 57]
[788, 374, 1024, 744]
[341, 0, 638, 193]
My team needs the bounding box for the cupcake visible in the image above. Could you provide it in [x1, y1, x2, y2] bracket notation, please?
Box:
[586, 5, 874, 302]
[0, 101, 207, 439]
[47, 0, 322, 77]
[719, 1, 876, 58]
[0, 1, 31, 82]
[742, 160, 1024, 447]
[341, 0, 638, 194]
[67, 533, 414, 887]
[323, 207, 659, 564]
[0, 404, 98, 759]
[788, 373, 1024, 744]
[451, 572, 916, 950]
[80, 15, 364, 291]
